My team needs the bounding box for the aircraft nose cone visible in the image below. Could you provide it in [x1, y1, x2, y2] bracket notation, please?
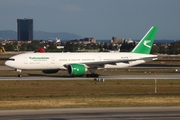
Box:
[5, 58, 15, 68]
[5, 60, 11, 67]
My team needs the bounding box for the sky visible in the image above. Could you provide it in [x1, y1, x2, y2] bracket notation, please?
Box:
[0, 0, 180, 40]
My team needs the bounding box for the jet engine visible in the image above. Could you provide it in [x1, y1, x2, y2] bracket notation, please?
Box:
[67, 64, 87, 76]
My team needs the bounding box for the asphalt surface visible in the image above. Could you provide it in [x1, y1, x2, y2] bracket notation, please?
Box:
[0, 74, 180, 81]
[0, 66, 13, 70]
[0, 107, 180, 120]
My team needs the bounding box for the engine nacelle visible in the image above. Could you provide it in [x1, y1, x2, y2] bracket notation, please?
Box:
[42, 69, 59, 74]
[67, 64, 87, 76]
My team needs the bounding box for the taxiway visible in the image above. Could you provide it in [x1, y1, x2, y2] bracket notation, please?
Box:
[0, 107, 180, 120]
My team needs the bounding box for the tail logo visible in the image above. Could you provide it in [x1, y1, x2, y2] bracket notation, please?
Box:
[143, 40, 151, 48]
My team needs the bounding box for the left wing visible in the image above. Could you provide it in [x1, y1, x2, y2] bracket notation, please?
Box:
[64, 58, 145, 69]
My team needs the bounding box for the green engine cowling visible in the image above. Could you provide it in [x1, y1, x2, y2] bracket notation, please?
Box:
[67, 64, 87, 76]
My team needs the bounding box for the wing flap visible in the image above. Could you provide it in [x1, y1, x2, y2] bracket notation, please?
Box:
[83, 59, 135, 68]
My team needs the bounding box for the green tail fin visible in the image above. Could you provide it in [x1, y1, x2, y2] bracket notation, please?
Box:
[131, 26, 158, 54]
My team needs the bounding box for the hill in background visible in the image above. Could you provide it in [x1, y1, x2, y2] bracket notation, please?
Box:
[0, 30, 82, 40]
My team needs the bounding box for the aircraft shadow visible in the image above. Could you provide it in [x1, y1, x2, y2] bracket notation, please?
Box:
[28, 74, 84, 78]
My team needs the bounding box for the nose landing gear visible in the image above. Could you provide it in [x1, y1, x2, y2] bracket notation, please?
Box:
[16, 69, 22, 77]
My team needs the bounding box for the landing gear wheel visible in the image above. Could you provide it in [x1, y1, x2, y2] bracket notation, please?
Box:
[86, 74, 99, 78]
[18, 74, 22, 77]
[94, 74, 99, 77]
[86, 74, 89, 77]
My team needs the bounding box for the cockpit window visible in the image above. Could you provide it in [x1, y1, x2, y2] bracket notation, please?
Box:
[6, 58, 15, 61]
[8, 58, 15, 61]
[0, 58, 15, 61]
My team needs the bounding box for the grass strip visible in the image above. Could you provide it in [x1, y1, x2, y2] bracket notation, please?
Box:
[0, 95, 180, 110]
[0, 80, 180, 109]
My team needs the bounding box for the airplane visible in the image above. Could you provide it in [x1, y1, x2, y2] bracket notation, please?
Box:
[5, 26, 158, 78]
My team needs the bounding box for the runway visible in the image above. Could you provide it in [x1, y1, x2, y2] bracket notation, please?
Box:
[0, 74, 180, 80]
[0, 107, 180, 120]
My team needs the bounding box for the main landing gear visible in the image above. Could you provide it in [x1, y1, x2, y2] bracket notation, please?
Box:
[86, 73, 99, 77]
[86, 73, 104, 82]
[86, 68, 105, 82]
[86, 68, 99, 78]
[16, 69, 22, 77]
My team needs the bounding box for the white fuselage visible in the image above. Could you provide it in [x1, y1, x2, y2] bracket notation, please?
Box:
[5, 52, 157, 70]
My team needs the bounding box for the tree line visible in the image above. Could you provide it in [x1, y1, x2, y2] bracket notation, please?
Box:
[1, 40, 180, 54]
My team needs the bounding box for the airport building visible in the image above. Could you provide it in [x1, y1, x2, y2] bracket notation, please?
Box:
[17, 18, 33, 41]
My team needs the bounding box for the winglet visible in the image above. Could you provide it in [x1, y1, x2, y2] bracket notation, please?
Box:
[131, 26, 158, 54]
